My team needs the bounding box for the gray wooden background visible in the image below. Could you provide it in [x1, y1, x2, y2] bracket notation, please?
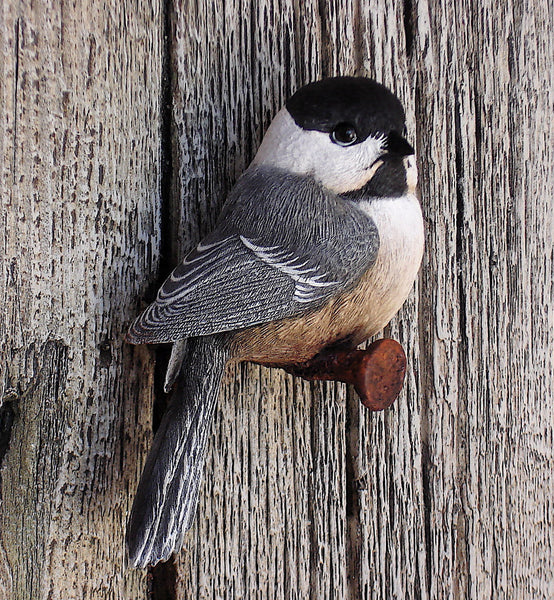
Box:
[1, 0, 552, 598]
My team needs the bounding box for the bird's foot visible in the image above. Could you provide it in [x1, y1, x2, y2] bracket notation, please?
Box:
[283, 338, 406, 411]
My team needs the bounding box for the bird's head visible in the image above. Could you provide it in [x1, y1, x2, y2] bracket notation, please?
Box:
[252, 76, 416, 196]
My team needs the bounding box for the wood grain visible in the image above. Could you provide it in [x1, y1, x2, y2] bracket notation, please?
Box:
[0, 0, 163, 597]
[0, 0, 552, 598]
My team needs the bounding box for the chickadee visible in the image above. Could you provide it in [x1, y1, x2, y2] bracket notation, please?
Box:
[126, 76, 424, 568]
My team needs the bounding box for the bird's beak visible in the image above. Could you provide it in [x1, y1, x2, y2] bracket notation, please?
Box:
[386, 130, 415, 157]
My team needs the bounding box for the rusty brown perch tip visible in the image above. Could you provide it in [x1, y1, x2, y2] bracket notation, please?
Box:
[282, 339, 407, 411]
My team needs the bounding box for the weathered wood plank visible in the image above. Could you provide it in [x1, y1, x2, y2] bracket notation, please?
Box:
[0, 1, 163, 597]
[412, 1, 554, 598]
[168, 2, 428, 599]
[167, 2, 356, 597]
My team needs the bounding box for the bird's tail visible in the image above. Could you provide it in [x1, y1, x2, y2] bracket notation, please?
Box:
[126, 336, 229, 568]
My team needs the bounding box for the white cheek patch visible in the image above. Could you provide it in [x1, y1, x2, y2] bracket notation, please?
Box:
[300, 131, 386, 193]
[251, 109, 386, 193]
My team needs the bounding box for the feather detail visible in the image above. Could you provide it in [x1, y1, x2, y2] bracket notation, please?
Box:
[239, 236, 337, 303]
[126, 337, 229, 568]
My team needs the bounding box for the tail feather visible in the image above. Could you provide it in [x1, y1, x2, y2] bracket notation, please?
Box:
[126, 336, 229, 568]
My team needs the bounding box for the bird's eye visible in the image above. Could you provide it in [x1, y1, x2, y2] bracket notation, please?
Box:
[330, 123, 358, 146]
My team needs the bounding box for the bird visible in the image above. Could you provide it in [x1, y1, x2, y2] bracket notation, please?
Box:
[125, 76, 424, 568]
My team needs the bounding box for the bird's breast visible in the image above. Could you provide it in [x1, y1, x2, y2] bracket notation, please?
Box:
[349, 192, 424, 336]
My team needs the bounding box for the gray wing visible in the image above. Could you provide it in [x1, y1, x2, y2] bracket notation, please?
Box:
[127, 166, 379, 344]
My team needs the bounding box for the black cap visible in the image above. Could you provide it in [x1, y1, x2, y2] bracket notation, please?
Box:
[286, 77, 406, 142]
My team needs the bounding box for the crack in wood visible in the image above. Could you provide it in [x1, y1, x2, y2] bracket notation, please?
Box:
[420, 439, 433, 598]
[402, 0, 414, 58]
[453, 84, 472, 600]
[352, 0, 363, 74]
[345, 390, 361, 600]
[12, 18, 21, 187]
[150, 556, 178, 600]
[0, 401, 16, 483]
[149, 0, 179, 596]
[307, 382, 319, 600]
[317, 0, 331, 77]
